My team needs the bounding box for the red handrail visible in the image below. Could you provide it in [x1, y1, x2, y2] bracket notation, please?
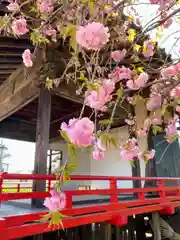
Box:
[1, 172, 180, 181]
[0, 172, 179, 239]
[0, 172, 179, 202]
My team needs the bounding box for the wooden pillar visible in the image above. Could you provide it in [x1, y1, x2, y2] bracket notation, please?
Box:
[152, 213, 161, 240]
[32, 84, 52, 208]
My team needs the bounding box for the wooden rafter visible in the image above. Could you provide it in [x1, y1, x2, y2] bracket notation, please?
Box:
[0, 49, 44, 122]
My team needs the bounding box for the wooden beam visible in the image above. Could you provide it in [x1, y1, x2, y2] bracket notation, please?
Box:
[0, 40, 33, 49]
[0, 69, 16, 74]
[0, 49, 44, 122]
[0, 51, 23, 56]
[0, 118, 36, 142]
[55, 81, 83, 104]
[32, 85, 52, 208]
[0, 57, 22, 63]
[0, 64, 20, 69]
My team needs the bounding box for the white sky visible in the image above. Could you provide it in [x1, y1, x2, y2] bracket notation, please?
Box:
[0, 138, 35, 173]
[1, 1, 180, 172]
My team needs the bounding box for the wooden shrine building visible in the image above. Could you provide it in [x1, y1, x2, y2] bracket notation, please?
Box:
[1, 1, 180, 239]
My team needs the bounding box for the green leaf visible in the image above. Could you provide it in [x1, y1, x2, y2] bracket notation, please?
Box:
[99, 119, 113, 126]
[30, 29, 49, 45]
[60, 131, 70, 143]
[66, 163, 78, 174]
[87, 83, 98, 91]
[88, 0, 95, 16]
[40, 213, 51, 222]
[78, 72, 88, 82]
[152, 125, 163, 136]
[116, 86, 124, 98]
[129, 160, 135, 167]
[0, 14, 11, 33]
[68, 144, 77, 161]
[63, 24, 76, 39]
[44, 211, 68, 229]
[45, 77, 53, 90]
[99, 133, 118, 149]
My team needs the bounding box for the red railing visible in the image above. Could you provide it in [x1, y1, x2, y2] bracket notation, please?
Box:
[0, 172, 180, 239]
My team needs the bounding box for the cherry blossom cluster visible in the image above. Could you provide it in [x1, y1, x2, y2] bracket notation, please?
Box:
[44, 189, 66, 212]
[4, 0, 180, 217]
[120, 138, 155, 161]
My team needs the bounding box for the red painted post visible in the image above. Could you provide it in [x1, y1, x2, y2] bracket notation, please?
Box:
[66, 192, 72, 209]
[110, 179, 118, 203]
[48, 180, 51, 192]
[0, 176, 4, 207]
[157, 180, 166, 198]
[138, 192, 145, 200]
[17, 184, 20, 193]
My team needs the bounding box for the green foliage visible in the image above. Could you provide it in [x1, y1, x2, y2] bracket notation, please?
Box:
[78, 72, 88, 82]
[116, 86, 124, 99]
[88, 0, 95, 16]
[60, 131, 70, 143]
[129, 160, 135, 167]
[30, 29, 49, 45]
[56, 163, 78, 190]
[60, 131, 77, 161]
[98, 132, 118, 149]
[152, 125, 163, 136]
[0, 14, 11, 33]
[99, 119, 113, 127]
[62, 24, 77, 51]
[45, 77, 53, 90]
[41, 211, 67, 229]
[59, 163, 77, 179]
[68, 144, 77, 161]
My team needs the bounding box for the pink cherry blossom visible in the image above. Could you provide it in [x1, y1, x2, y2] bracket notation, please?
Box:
[11, 18, 29, 35]
[61, 117, 94, 147]
[151, 118, 162, 125]
[135, 72, 149, 88]
[44, 190, 66, 212]
[7, 0, 19, 11]
[42, 25, 56, 36]
[22, 49, 33, 67]
[146, 95, 162, 111]
[138, 149, 155, 161]
[165, 115, 179, 143]
[175, 63, 180, 72]
[120, 138, 140, 161]
[143, 41, 154, 58]
[126, 80, 138, 90]
[170, 86, 180, 98]
[163, 18, 172, 28]
[161, 65, 177, 78]
[127, 72, 149, 90]
[108, 66, 132, 83]
[85, 79, 115, 111]
[176, 106, 180, 112]
[111, 49, 127, 62]
[92, 149, 105, 160]
[37, 0, 54, 13]
[76, 22, 110, 50]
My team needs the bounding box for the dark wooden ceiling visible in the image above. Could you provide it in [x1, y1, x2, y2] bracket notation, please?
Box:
[0, 95, 84, 142]
[0, 94, 126, 142]
[0, 1, 33, 84]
